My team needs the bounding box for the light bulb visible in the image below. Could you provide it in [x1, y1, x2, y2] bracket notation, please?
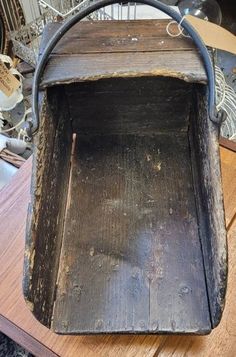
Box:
[178, 0, 222, 25]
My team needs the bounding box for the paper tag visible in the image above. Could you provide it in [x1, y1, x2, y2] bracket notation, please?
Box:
[186, 15, 236, 55]
[0, 60, 21, 97]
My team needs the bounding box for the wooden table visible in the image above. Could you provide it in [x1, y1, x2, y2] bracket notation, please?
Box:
[0, 147, 235, 357]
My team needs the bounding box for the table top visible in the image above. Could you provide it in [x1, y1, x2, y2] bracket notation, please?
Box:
[0, 147, 235, 357]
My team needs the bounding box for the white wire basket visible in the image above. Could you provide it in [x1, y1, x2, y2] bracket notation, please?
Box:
[0, 0, 98, 66]
[0, 0, 177, 65]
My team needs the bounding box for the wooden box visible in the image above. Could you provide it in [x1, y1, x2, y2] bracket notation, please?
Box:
[23, 20, 227, 335]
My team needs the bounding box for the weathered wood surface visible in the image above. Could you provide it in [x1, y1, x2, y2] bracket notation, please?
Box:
[24, 19, 225, 335]
[25, 82, 226, 334]
[0, 149, 26, 168]
[40, 20, 207, 88]
[23, 87, 72, 327]
[190, 87, 227, 327]
[39, 20, 195, 54]
[0, 148, 235, 356]
[66, 77, 193, 134]
[52, 134, 210, 334]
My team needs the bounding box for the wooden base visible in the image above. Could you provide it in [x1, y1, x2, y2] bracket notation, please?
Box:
[53, 134, 210, 333]
[0, 148, 235, 356]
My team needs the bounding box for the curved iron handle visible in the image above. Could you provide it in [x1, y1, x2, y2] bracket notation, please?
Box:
[32, 0, 221, 132]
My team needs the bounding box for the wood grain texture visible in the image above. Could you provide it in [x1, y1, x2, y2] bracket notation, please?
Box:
[53, 134, 210, 334]
[0, 316, 57, 357]
[39, 20, 195, 49]
[189, 87, 227, 327]
[0, 148, 235, 356]
[0, 157, 164, 356]
[220, 147, 236, 229]
[26, 79, 227, 333]
[40, 20, 206, 88]
[41, 51, 206, 89]
[157, 222, 236, 357]
[219, 137, 236, 153]
[0, 149, 26, 168]
[66, 77, 193, 134]
[39, 21, 195, 55]
[23, 88, 73, 327]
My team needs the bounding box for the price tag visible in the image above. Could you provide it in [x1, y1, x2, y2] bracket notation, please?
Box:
[186, 15, 236, 55]
[0, 60, 21, 97]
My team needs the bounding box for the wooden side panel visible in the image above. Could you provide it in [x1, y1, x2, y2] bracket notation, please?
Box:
[67, 77, 193, 134]
[190, 86, 227, 327]
[23, 86, 72, 327]
[52, 134, 211, 334]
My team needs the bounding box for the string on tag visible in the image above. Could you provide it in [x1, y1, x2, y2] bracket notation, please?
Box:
[166, 16, 189, 38]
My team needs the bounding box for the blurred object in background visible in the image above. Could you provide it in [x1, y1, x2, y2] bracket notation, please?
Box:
[177, 0, 236, 142]
[0, 0, 94, 66]
[0, 0, 180, 66]
[218, 0, 236, 34]
[217, 52, 236, 142]
[215, 65, 236, 142]
[0, 55, 33, 146]
[177, 0, 222, 24]
[0, 55, 23, 111]
[0, 4, 8, 53]
[216, 0, 236, 142]
[0, 0, 25, 32]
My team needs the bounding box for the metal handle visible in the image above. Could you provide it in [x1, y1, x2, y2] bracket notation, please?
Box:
[32, 0, 221, 133]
